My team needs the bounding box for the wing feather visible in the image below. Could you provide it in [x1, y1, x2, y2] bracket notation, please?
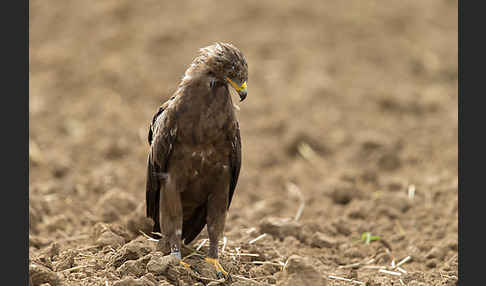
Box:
[148, 96, 175, 145]
[228, 122, 241, 209]
[146, 96, 177, 234]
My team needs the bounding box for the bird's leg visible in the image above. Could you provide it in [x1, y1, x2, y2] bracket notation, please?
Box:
[205, 190, 229, 277]
[161, 176, 190, 269]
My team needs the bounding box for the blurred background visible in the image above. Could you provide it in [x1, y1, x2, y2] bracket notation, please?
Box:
[29, 0, 457, 284]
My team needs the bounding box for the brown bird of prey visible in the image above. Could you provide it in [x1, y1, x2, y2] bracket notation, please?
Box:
[146, 42, 247, 275]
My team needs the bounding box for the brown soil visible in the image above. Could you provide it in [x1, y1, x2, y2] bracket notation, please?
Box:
[29, 0, 458, 285]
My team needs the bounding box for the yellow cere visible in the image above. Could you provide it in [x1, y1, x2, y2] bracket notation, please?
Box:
[227, 78, 247, 92]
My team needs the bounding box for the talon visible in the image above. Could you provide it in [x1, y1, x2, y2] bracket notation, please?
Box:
[205, 257, 228, 276]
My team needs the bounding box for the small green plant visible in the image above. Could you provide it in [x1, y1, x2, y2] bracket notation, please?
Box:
[360, 232, 381, 244]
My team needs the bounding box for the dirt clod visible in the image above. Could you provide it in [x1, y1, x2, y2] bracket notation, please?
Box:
[277, 255, 327, 286]
[110, 238, 156, 268]
[402, 272, 426, 284]
[123, 203, 154, 236]
[42, 242, 60, 260]
[332, 219, 352, 236]
[146, 253, 179, 275]
[330, 181, 360, 205]
[259, 217, 304, 242]
[311, 232, 337, 248]
[93, 223, 125, 249]
[425, 246, 447, 260]
[95, 188, 138, 223]
[378, 153, 402, 171]
[378, 193, 412, 213]
[426, 259, 438, 268]
[29, 263, 61, 286]
[117, 256, 149, 278]
[54, 249, 77, 271]
[113, 276, 156, 286]
[30, 234, 51, 249]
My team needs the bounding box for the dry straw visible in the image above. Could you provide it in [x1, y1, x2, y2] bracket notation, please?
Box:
[328, 275, 365, 285]
[249, 233, 267, 244]
[286, 182, 305, 221]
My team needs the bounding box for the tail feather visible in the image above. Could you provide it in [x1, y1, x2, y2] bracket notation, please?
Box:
[146, 157, 161, 234]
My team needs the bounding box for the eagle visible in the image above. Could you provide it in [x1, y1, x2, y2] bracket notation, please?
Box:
[146, 42, 248, 276]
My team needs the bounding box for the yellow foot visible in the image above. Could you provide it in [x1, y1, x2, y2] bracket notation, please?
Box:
[205, 257, 228, 276]
[180, 260, 191, 269]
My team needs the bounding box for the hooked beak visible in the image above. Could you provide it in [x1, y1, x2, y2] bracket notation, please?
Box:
[226, 77, 248, 102]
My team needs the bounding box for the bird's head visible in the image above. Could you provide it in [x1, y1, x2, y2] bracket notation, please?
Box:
[196, 42, 248, 101]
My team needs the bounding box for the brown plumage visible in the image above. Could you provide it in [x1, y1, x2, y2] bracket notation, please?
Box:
[146, 42, 248, 275]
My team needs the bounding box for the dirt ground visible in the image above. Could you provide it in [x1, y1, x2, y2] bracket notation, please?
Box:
[29, 0, 458, 285]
